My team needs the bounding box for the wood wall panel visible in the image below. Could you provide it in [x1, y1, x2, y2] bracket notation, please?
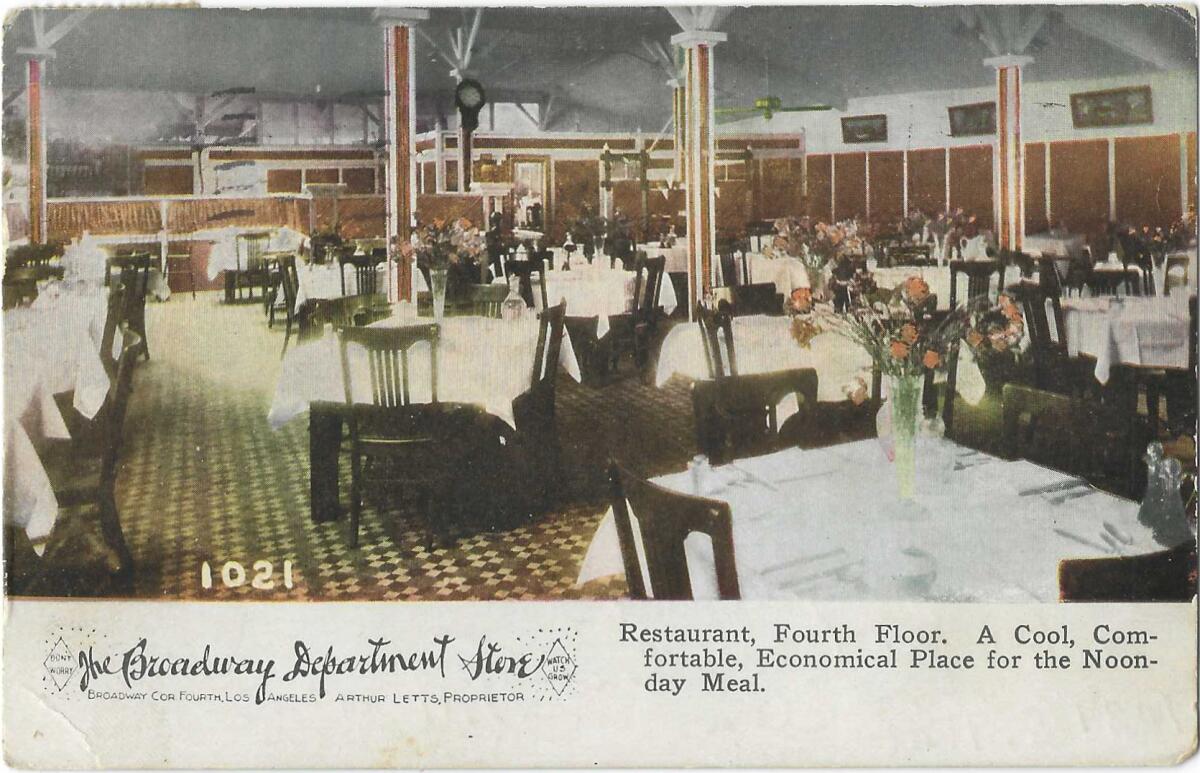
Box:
[1050, 140, 1109, 240]
[715, 179, 750, 234]
[48, 200, 161, 240]
[552, 159, 599, 241]
[948, 145, 993, 229]
[143, 166, 194, 196]
[757, 157, 804, 219]
[833, 152, 867, 221]
[1115, 135, 1181, 228]
[304, 168, 338, 185]
[266, 169, 302, 194]
[1024, 143, 1048, 235]
[166, 198, 306, 233]
[907, 149, 945, 216]
[805, 154, 832, 221]
[421, 162, 435, 193]
[335, 196, 386, 238]
[414, 194, 485, 228]
[342, 167, 376, 195]
[868, 151, 903, 225]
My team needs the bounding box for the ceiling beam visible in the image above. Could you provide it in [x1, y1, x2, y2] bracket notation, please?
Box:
[40, 9, 93, 50]
[1060, 6, 1193, 71]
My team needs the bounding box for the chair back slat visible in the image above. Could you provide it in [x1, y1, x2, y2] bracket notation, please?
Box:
[696, 300, 736, 378]
[339, 324, 439, 408]
[607, 463, 740, 600]
[467, 283, 508, 318]
[631, 254, 666, 319]
[949, 259, 1004, 307]
[505, 260, 548, 309]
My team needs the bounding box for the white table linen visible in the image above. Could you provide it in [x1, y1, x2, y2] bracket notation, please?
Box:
[199, 227, 300, 280]
[1062, 295, 1193, 384]
[576, 439, 1160, 602]
[494, 265, 678, 338]
[655, 314, 987, 415]
[4, 286, 115, 546]
[637, 243, 689, 273]
[743, 254, 810, 296]
[268, 311, 581, 430]
[294, 261, 389, 312]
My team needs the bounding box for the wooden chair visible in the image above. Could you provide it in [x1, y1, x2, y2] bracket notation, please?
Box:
[949, 259, 1005, 307]
[52, 286, 126, 448]
[277, 255, 301, 356]
[165, 251, 197, 300]
[697, 300, 736, 378]
[466, 284, 508, 318]
[513, 302, 567, 509]
[1001, 383, 1150, 497]
[337, 324, 451, 548]
[2, 267, 42, 308]
[729, 283, 782, 316]
[1017, 282, 1077, 395]
[609, 254, 666, 372]
[340, 252, 385, 297]
[1059, 541, 1196, 602]
[35, 327, 142, 589]
[109, 254, 152, 361]
[504, 259, 548, 309]
[692, 369, 819, 463]
[607, 462, 740, 600]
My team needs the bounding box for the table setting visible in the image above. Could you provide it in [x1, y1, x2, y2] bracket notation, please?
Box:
[268, 303, 582, 431]
[495, 261, 678, 338]
[576, 438, 1164, 602]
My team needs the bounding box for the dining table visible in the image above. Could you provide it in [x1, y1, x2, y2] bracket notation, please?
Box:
[293, 260, 390, 313]
[511, 263, 679, 338]
[1060, 294, 1193, 384]
[654, 314, 989, 420]
[268, 306, 582, 522]
[4, 282, 115, 550]
[575, 438, 1164, 602]
[738, 253, 810, 296]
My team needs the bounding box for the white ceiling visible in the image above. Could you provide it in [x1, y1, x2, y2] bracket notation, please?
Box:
[3, 5, 1195, 132]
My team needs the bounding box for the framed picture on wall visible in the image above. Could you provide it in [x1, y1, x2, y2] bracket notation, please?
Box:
[1070, 85, 1153, 128]
[948, 102, 996, 136]
[841, 114, 887, 143]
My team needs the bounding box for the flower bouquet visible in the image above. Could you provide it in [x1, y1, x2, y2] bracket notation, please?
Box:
[824, 275, 967, 498]
[961, 292, 1028, 396]
[400, 217, 486, 319]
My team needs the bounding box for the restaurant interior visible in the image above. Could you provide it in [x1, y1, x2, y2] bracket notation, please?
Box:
[3, 5, 1197, 602]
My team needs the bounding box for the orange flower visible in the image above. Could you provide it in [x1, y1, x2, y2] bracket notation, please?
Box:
[457, 217, 473, 230]
[923, 350, 941, 369]
[1001, 304, 1023, 323]
[889, 340, 911, 360]
[433, 218, 446, 230]
[965, 329, 984, 348]
[900, 323, 919, 344]
[991, 336, 1009, 353]
[904, 276, 930, 304]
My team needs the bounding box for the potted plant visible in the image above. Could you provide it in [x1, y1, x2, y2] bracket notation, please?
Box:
[399, 217, 486, 320]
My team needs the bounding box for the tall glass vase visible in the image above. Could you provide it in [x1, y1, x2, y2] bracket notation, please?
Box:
[888, 373, 923, 500]
[430, 268, 448, 321]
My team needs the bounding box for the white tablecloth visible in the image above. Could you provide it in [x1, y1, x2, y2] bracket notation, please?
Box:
[496, 265, 678, 338]
[637, 243, 689, 273]
[200, 227, 304, 281]
[743, 254, 810, 296]
[1062, 295, 1193, 384]
[576, 439, 1160, 602]
[4, 286, 115, 545]
[655, 314, 987, 414]
[1025, 232, 1087, 260]
[268, 310, 581, 430]
[294, 262, 388, 312]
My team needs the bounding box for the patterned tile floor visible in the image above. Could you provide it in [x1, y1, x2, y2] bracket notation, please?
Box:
[29, 293, 704, 600]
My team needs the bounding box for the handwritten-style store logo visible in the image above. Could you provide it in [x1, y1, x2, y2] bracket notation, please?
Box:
[45, 627, 579, 704]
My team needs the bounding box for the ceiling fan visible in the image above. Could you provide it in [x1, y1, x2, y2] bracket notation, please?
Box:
[715, 96, 831, 124]
[713, 53, 832, 124]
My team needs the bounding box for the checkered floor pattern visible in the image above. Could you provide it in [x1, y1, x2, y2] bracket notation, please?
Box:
[25, 294, 704, 600]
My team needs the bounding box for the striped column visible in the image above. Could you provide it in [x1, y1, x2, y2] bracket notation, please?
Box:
[671, 80, 686, 184]
[376, 9, 427, 302]
[26, 57, 46, 244]
[987, 55, 1031, 253]
[672, 29, 725, 319]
